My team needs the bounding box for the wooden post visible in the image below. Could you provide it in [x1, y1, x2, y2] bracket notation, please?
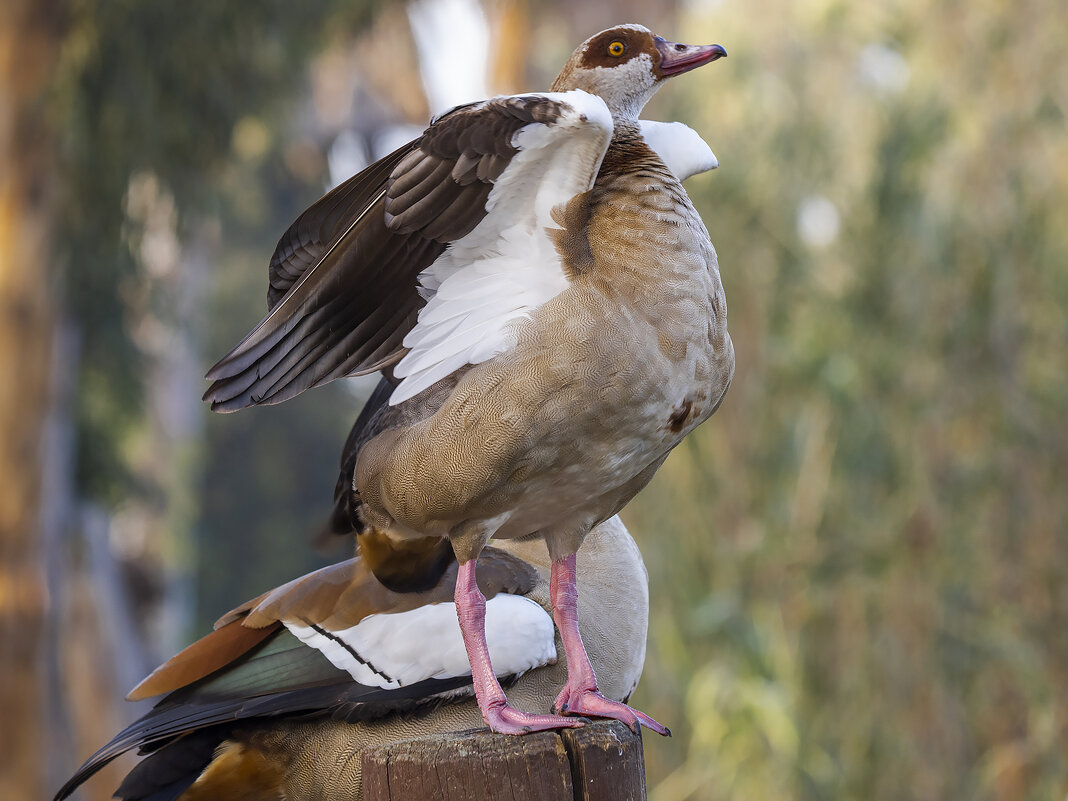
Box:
[362, 720, 647, 801]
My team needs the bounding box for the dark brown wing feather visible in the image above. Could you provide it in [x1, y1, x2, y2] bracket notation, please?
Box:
[54, 546, 539, 801]
[203, 95, 572, 412]
[265, 144, 413, 308]
[202, 158, 443, 411]
[383, 95, 567, 239]
[234, 544, 535, 632]
[327, 375, 398, 537]
[124, 545, 540, 703]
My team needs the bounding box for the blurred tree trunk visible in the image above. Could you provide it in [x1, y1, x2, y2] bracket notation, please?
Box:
[0, 1, 65, 798]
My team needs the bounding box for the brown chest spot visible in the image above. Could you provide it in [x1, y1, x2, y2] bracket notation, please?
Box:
[668, 398, 694, 433]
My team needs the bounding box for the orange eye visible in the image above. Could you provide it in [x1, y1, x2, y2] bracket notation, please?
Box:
[608, 41, 625, 57]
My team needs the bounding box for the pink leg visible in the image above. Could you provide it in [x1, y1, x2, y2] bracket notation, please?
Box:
[455, 559, 581, 734]
[550, 553, 671, 736]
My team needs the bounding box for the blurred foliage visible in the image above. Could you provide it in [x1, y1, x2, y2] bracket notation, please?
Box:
[626, 1, 1068, 799]
[44, 0, 1068, 799]
[49, 0, 389, 625]
[52, 0, 384, 504]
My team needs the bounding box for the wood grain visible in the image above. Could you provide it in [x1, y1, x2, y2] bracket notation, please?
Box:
[362, 720, 645, 801]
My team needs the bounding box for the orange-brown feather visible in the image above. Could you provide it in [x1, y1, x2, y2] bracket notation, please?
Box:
[128, 546, 536, 702]
[176, 739, 289, 801]
[127, 619, 281, 701]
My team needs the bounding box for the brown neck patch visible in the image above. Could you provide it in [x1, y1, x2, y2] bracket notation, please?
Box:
[597, 122, 660, 177]
[549, 190, 594, 277]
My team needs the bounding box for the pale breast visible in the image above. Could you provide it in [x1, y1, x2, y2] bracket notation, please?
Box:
[455, 158, 734, 525]
[578, 158, 735, 436]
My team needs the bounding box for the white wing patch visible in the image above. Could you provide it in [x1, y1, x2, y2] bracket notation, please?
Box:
[639, 120, 718, 181]
[389, 90, 614, 405]
[283, 593, 556, 690]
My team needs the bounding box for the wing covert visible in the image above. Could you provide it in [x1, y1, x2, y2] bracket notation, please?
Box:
[204, 91, 612, 411]
[389, 89, 614, 403]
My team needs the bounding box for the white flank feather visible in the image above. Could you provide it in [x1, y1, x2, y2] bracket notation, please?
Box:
[639, 120, 718, 180]
[389, 90, 614, 405]
[283, 593, 556, 690]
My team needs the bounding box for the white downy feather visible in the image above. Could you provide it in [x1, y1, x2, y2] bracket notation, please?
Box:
[639, 119, 718, 180]
[389, 89, 614, 405]
[283, 593, 556, 690]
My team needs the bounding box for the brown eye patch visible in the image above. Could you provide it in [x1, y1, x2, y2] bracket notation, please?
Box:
[579, 28, 658, 70]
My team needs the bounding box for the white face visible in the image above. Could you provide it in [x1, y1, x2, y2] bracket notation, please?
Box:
[574, 52, 660, 120]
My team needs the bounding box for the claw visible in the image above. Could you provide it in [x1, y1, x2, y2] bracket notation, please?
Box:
[554, 685, 671, 736]
[482, 700, 584, 735]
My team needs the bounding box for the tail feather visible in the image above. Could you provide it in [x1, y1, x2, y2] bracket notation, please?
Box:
[114, 730, 223, 801]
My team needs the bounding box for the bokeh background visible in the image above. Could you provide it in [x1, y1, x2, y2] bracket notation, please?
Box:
[2, 0, 1066, 799]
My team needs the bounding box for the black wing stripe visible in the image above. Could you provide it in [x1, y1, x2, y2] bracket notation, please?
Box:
[306, 622, 397, 686]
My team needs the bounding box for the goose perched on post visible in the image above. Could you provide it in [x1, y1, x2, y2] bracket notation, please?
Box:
[204, 23, 733, 735]
[54, 518, 649, 801]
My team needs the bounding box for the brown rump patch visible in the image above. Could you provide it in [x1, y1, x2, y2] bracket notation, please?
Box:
[357, 528, 457, 593]
[178, 739, 289, 801]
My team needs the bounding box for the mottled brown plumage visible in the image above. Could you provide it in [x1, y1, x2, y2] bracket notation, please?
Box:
[355, 112, 731, 561]
[203, 23, 730, 736]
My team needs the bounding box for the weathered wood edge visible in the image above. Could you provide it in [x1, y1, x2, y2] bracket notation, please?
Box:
[361, 720, 646, 801]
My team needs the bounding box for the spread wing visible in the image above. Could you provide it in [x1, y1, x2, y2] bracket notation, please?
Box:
[204, 90, 613, 411]
[388, 90, 613, 403]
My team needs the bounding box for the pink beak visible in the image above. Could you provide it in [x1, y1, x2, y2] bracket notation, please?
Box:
[655, 38, 727, 76]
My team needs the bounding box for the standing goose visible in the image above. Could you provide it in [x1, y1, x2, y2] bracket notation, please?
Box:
[54, 518, 650, 801]
[205, 23, 733, 735]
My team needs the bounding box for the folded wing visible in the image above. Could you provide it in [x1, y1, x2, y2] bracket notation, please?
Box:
[55, 549, 546, 801]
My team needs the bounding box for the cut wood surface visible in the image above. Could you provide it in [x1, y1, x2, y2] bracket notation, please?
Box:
[361, 720, 646, 801]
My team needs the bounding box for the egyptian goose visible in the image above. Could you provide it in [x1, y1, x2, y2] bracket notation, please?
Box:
[204, 24, 733, 735]
[54, 517, 649, 801]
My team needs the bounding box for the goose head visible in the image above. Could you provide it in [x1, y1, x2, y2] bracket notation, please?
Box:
[551, 24, 727, 120]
